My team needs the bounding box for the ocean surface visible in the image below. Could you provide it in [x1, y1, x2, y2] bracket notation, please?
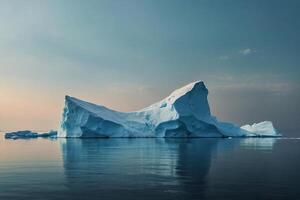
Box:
[0, 132, 300, 200]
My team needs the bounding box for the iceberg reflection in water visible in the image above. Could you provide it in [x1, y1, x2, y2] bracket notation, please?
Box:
[2, 135, 300, 200]
[60, 138, 247, 200]
[240, 138, 277, 150]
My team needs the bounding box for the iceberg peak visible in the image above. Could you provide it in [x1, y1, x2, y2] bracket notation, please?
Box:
[167, 81, 207, 101]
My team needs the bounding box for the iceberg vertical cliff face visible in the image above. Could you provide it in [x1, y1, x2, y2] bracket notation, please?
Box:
[58, 81, 280, 138]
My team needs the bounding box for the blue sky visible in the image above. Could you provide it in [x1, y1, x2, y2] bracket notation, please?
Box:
[0, 0, 299, 131]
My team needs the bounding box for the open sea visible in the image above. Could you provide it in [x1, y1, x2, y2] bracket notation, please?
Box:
[0, 132, 300, 200]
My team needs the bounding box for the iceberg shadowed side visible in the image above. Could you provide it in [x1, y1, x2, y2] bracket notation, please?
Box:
[58, 81, 280, 138]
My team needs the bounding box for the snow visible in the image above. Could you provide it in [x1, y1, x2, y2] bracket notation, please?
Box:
[5, 130, 57, 139]
[58, 81, 280, 138]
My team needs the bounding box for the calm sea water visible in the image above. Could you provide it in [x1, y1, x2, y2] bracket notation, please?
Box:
[0, 133, 300, 200]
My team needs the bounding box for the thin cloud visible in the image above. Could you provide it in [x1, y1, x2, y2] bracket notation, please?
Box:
[239, 48, 255, 55]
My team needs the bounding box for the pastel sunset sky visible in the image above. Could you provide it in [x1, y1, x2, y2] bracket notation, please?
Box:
[0, 0, 299, 131]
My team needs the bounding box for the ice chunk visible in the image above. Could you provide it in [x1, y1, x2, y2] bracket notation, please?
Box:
[5, 130, 38, 139]
[38, 130, 58, 138]
[5, 130, 57, 139]
[241, 121, 281, 137]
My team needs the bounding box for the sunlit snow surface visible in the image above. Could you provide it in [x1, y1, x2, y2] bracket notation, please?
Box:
[58, 81, 280, 138]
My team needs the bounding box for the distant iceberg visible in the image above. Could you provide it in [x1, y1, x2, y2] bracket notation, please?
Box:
[58, 81, 281, 138]
[5, 130, 38, 139]
[5, 130, 57, 139]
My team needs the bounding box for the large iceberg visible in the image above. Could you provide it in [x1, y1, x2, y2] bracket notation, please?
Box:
[58, 81, 280, 138]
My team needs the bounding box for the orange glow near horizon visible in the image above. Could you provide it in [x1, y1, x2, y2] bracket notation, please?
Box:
[0, 83, 163, 131]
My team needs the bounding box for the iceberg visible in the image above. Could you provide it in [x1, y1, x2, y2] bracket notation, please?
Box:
[38, 130, 58, 138]
[5, 130, 38, 139]
[58, 81, 281, 138]
[241, 121, 278, 137]
[5, 130, 57, 139]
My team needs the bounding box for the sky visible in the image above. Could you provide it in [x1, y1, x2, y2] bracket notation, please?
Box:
[0, 0, 299, 132]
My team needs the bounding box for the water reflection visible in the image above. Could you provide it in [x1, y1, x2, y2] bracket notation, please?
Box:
[61, 138, 248, 200]
[3, 134, 297, 200]
[240, 138, 277, 150]
[171, 139, 219, 199]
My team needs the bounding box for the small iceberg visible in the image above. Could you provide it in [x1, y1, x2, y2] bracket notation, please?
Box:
[5, 130, 38, 139]
[240, 121, 280, 137]
[38, 130, 58, 138]
[5, 130, 57, 140]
